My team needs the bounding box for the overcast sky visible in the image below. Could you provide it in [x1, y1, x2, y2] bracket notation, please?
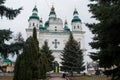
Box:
[0, 0, 96, 62]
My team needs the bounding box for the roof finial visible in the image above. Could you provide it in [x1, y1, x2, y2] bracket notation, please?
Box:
[51, 2, 55, 11]
[65, 19, 68, 25]
[35, 2, 37, 8]
[51, 5, 54, 11]
[75, 7, 77, 11]
[40, 17, 43, 23]
[32, 4, 38, 12]
[73, 7, 78, 15]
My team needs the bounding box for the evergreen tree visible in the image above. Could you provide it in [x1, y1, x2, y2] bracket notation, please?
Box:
[0, 0, 22, 19]
[10, 32, 25, 56]
[32, 27, 48, 79]
[87, 0, 120, 79]
[13, 37, 40, 80]
[0, 29, 12, 58]
[14, 27, 48, 80]
[33, 27, 39, 50]
[0, 0, 22, 58]
[61, 32, 85, 75]
[39, 53, 48, 79]
[41, 40, 54, 71]
[0, 30, 24, 58]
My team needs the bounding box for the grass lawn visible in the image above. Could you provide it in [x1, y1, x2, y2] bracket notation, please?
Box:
[0, 76, 13, 80]
[70, 76, 111, 80]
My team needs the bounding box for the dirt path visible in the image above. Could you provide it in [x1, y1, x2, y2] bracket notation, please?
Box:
[48, 77, 66, 80]
[47, 73, 67, 80]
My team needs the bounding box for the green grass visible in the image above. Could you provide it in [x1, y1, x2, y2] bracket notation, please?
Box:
[0, 76, 13, 80]
[70, 76, 111, 80]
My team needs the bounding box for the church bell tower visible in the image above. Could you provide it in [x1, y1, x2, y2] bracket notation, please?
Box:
[71, 8, 82, 31]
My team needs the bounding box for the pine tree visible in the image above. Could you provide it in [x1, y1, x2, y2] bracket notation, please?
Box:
[61, 32, 85, 75]
[87, 0, 120, 79]
[41, 40, 54, 71]
[0, 0, 22, 19]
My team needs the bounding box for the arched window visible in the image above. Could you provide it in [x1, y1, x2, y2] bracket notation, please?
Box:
[29, 23, 31, 27]
[36, 24, 38, 27]
[74, 26, 76, 29]
[77, 26, 79, 28]
[33, 23, 35, 26]
[55, 26, 57, 31]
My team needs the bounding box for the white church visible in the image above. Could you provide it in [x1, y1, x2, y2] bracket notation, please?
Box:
[26, 5, 85, 63]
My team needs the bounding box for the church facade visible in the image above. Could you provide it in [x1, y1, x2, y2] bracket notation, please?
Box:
[26, 6, 85, 63]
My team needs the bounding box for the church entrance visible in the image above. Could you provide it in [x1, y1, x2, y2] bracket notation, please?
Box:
[53, 61, 59, 73]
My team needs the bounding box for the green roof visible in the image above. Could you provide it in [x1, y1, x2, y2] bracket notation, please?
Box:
[29, 13, 39, 20]
[3, 59, 12, 63]
[73, 10, 78, 15]
[49, 5, 56, 15]
[72, 16, 81, 22]
[32, 6, 38, 12]
[49, 11, 56, 15]
[64, 26, 70, 31]
[39, 25, 45, 30]
[45, 20, 49, 27]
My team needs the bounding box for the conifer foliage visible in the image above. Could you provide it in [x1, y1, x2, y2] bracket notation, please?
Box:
[13, 37, 40, 80]
[13, 27, 48, 80]
[0, 0, 22, 58]
[41, 40, 54, 71]
[0, 29, 12, 58]
[87, 0, 120, 79]
[0, 30, 24, 58]
[61, 32, 85, 75]
[0, 0, 22, 19]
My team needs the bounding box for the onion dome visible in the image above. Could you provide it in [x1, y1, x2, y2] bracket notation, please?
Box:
[49, 5, 56, 18]
[72, 16, 81, 22]
[45, 20, 49, 28]
[29, 5, 39, 20]
[64, 19, 70, 31]
[71, 8, 81, 23]
[39, 25, 45, 30]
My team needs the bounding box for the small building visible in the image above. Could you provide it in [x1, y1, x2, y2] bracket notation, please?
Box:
[0, 59, 13, 72]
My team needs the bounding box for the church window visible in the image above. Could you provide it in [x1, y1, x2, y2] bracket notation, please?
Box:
[55, 29, 57, 31]
[78, 26, 79, 28]
[36, 24, 38, 27]
[74, 26, 76, 29]
[33, 23, 35, 26]
[29, 23, 31, 27]
[55, 26, 57, 31]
